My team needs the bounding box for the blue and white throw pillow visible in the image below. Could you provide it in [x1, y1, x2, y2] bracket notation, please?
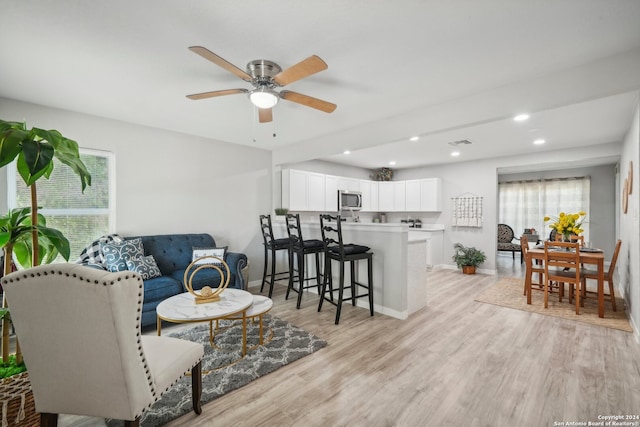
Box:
[76, 234, 124, 268]
[101, 238, 145, 272]
[126, 255, 162, 280]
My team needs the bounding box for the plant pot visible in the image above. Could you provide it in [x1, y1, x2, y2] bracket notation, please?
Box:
[462, 265, 476, 275]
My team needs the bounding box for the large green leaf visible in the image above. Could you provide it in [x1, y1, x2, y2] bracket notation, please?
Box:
[17, 139, 55, 185]
[52, 137, 91, 191]
[0, 129, 26, 168]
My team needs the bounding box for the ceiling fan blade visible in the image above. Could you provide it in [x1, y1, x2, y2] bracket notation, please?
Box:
[272, 55, 328, 86]
[186, 88, 248, 100]
[280, 90, 337, 113]
[258, 108, 273, 123]
[188, 46, 253, 82]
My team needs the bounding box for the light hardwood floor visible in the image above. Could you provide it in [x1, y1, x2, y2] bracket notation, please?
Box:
[65, 255, 640, 426]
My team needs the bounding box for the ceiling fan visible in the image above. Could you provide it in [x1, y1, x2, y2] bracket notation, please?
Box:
[186, 46, 337, 123]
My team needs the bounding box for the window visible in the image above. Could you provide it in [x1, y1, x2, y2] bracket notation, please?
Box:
[498, 177, 590, 240]
[9, 149, 115, 262]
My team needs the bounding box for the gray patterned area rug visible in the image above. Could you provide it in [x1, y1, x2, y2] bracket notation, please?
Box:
[106, 315, 326, 426]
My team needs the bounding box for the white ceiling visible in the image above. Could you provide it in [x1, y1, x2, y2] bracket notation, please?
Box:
[1, 1, 640, 171]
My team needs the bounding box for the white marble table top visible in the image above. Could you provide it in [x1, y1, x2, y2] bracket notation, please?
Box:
[246, 295, 273, 317]
[156, 288, 254, 322]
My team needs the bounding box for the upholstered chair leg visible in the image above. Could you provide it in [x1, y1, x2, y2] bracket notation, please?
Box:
[41, 413, 58, 427]
[124, 418, 140, 427]
[192, 361, 203, 415]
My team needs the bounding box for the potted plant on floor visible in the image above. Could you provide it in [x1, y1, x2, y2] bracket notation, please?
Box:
[0, 119, 91, 424]
[452, 243, 486, 274]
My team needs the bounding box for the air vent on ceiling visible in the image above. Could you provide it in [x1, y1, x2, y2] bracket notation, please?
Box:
[448, 139, 473, 146]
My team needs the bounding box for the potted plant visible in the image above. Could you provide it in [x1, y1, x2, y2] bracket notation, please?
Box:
[0, 119, 91, 423]
[452, 243, 486, 274]
[274, 207, 289, 216]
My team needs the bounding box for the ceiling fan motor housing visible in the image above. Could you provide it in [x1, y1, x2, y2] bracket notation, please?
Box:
[247, 60, 282, 87]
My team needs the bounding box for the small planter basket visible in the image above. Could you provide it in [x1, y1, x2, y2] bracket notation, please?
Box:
[0, 371, 38, 427]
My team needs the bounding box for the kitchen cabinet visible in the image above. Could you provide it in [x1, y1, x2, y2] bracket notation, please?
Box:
[378, 182, 395, 211]
[405, 178, 443, 212]
[282, 169, 326, 211]
[420, 178, 442, 211]
[393, 181, 406, 211]
[325, 175, 338, 212]
[405, 180, 421, 211]
[337, 177, 360, 192]
[360, 180, 379, 212]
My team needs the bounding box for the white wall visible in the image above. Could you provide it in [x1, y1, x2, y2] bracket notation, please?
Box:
[618, 99, 640, 339]
[0, 97, 273, 282]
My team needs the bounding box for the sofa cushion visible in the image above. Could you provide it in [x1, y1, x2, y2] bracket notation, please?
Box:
[76, 234, 123, 267]
[101, 238, 144, 272]
[143, 275, 184, 303]
[127, 234, 216, 274]
[126, 255, 162, 280]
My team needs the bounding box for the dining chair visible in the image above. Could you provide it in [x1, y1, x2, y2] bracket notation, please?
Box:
[543, 240, 582, 314]
[285, 213, 324, 309]
[1, 264, 204, 426]
[580, 239, 621, 311]
[520, 238, 544, 297]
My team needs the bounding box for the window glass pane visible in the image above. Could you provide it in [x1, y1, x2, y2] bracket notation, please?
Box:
[13, 150, 113, 263]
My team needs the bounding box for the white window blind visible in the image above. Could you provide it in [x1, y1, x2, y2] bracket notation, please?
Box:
[9, 149, 115, 262]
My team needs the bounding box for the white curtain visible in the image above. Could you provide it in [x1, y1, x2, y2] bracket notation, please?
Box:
[499, 177, 590, 240]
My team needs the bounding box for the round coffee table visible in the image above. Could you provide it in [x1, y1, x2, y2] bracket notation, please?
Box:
[219, 295, 274, 348]
[156, 288, 254, 355]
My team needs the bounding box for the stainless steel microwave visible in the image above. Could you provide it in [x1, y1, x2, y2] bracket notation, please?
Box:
[338, 190, 362, 211]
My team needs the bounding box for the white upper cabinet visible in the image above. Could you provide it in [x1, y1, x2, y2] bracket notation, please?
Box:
[405, 180, 421, 211]
[393, 181, 406, 211]
[307, 172, 326, 211]
[283, 169, 442, 212]
[420, 177, 442, 211]
[325, 175, 338, 212]
[360, 180, 379, 212]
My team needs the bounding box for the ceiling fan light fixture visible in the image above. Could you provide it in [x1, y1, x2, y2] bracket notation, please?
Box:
[249, 88, 279, 109]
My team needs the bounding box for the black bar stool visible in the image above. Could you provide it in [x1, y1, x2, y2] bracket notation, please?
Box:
[259, 214, 290, 298]
[318, 214, 374, 324]
[285, 213, 324, 309]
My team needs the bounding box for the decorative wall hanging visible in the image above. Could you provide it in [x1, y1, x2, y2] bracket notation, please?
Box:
[452, 193, 483, 227]
[622, 178, 629, 214]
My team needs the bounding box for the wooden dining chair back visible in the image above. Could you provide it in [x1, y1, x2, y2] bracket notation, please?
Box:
[544, 240, 582, 314]
[581, 239, 622, 311]
[520, 237, 544, 297]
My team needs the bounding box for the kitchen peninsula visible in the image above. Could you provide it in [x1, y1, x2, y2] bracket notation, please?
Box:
[272, 220, 443, 319]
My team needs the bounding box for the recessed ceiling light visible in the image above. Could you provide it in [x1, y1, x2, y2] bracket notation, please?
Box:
[533, 139, 546, 145]
[409, 136, 419, 142]
[389, 161, 396, 166]
[343, 150, 351, 155]
[451, 151, 460, 157]
[513, 114, 530, 122]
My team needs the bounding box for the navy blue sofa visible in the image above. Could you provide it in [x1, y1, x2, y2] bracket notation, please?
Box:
[125, 233, 248, 327]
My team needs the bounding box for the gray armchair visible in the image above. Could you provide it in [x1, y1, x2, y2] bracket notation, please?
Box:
[2, 264, 204, 426]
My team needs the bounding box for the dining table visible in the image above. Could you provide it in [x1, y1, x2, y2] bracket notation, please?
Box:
[525, 246, 606, 318]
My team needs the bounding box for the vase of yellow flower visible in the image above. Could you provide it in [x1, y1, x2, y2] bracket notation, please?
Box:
[544, 211, 587, 242]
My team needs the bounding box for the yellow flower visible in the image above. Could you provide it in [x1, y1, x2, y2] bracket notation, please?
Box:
[544, 211, 587, 239]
